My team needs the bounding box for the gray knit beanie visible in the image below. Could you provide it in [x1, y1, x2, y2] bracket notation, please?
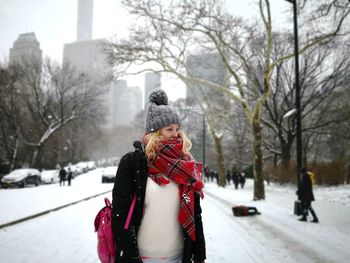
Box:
[145, 89, 180, 133]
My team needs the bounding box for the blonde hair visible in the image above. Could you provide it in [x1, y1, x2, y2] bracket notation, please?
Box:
[144, 130, 192, 162]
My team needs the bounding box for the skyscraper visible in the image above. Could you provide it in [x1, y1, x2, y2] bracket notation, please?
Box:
[9, 32, 42, 65]
[112, 81, 142, 127]
[63, 0, 143, 130]
[77, 0, 94, 41]
[144, 72, 161, 108]
[186, 52, 228, 102]
[63, 0, 108, 76]
[63, 39, 108, 76]
[63, 0, 114, 128]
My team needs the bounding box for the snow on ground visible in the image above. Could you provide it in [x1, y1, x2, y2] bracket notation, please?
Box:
[0, 170, 350, 263]
[0, 168, 111, 225]
[204, 180, 350, 263]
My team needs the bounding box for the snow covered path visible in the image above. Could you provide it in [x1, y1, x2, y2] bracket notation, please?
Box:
[204, 182, 350, 263]
[0, 191, 107, 263]
[0, 170, 349, 262]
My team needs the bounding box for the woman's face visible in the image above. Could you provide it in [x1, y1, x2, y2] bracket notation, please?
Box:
[159, 124, 180, 141]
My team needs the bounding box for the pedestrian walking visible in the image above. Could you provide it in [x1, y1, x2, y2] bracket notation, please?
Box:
[111, 90, 206, 263]
[204, 165, 210, 182]
[67, 168, 73, 186]
[226, 169, 231, 185]
[59, 167, 67, 186]
[59, 167, 66, 186]
[239, 172, 246, 189]
[209, 170, 215, 182]
[297, 167, 319, 223]
[232, 171, 239, 189]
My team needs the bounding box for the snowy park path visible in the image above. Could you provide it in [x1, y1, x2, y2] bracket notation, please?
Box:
[0, 169, 349, 262]
[204, 181, 350, 263]
[204, 191, 322, 263]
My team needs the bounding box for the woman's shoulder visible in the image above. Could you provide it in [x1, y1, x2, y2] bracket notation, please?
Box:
[117, 150, 148, 181]
[119, 141, 147, 165]
[120, 151, 135, 162]
[118, 152, 139, 168]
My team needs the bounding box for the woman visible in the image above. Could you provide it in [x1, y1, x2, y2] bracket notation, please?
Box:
[112, 90, 206, 263]
[297, 167, 319, 223]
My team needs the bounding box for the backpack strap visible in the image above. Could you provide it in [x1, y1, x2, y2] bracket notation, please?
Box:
[122, 140, 144, 230]
[104, 197, 112, 207]
[124, 194, 137, 230]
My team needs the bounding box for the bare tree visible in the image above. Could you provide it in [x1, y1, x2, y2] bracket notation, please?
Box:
[0, 57, 106, 169]
[0, 64, 24, 170]
[223, 104, 252, 172]
[105, 0, 350, 200]
[261, 35, 350, 172]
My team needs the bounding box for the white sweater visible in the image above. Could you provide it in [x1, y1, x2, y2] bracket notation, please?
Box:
[137, 177, 184, 258]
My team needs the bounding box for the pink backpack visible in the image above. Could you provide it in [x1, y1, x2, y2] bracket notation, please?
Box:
[94, 197, 136, 263]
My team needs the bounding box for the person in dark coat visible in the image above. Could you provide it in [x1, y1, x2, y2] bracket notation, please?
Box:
[232, 171, 239, 189]
[226, 169, 231, 185]
[59, 167, 66, 186]
[297, 167, 319, 223]
[209, 170, 215, 182]
[204, 165, 210, 182]
[67, 168, 73, 186]
[239, 172, 246, 189]
[112, 90, 206, 263]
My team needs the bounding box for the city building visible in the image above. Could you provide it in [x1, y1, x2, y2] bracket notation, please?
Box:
[9, 32, 42, 65]
[63, 0, 114, 128]
[186, 52, 229, 102]
[111, 81, 142, 127]
[63, 0, 108, 77]
[62, 0, 145, 129]
[144, 72, 161, 108]
[77, 0, 94, 42]
[185, 52, 229, 165]
[63, 39, 108, 77]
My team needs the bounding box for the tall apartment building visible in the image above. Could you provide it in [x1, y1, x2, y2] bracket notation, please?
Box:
[186, 52, 228, 102]
[77, 0, 94, 41]
[144, 72, 161, 108]
[112, 81, 142, 127]
[63, 0, 144, 129]
[9, 32, 42, 65]
[9, 32, 43, 96]
[63, 0, 114, 128]
[63, 0, 108, 76]
[63, 39, 108, 77]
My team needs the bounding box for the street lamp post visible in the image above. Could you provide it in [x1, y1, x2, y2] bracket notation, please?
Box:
[285, 0, 303, 187]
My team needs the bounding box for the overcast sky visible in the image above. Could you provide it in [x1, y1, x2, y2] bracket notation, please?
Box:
[0, 0, 126, 61]
[0, 0, 290, 100]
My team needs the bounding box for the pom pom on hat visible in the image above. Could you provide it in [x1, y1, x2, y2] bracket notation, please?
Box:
[145, 89, 180, 133]
[149, 89, 168, 106]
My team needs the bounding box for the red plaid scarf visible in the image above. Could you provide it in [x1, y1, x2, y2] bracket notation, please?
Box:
[148, 139, 204, 241]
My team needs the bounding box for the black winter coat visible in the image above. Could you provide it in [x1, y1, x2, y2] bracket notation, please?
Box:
[111, 143, 206, 263]
[298, 173, 315, 202]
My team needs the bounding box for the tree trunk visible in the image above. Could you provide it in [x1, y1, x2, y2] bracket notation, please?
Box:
[253, 119, 265, 200]
[31, 147, 40, 167]
[213, 134, 226, 187]
[10, 137, 19, 171]
[278, 130, 294, 170]
[280, 143, 292, 169]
